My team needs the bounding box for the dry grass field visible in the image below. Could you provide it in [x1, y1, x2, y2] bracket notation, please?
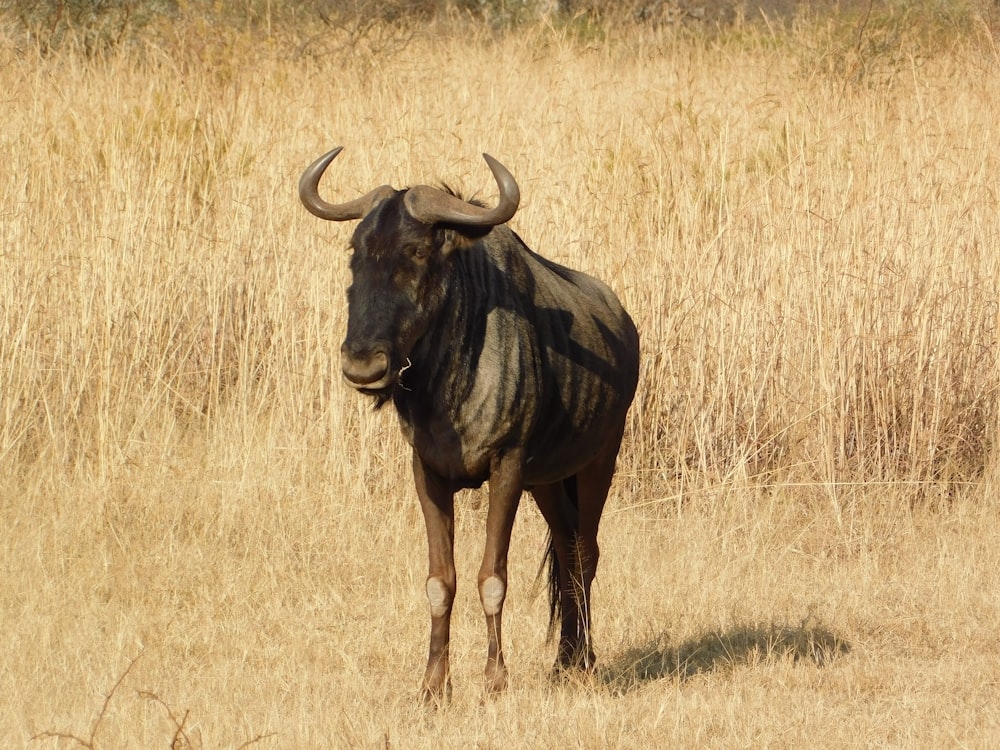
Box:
[4, 4, 1000, 747]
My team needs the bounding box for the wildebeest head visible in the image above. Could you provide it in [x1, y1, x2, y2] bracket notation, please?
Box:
[299, 147, 520, 403]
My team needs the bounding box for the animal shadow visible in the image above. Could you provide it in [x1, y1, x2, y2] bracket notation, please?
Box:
[600, 619, 850, 694]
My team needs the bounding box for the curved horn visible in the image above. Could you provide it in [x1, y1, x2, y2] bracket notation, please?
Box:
[403, 153, 520, 228]
[299, 147, 395, 222]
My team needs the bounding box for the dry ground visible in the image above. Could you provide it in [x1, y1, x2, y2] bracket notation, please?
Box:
[3, 8, 1000, 748]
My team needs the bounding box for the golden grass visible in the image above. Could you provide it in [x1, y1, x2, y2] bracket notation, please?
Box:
[4, 10, 1000, 748]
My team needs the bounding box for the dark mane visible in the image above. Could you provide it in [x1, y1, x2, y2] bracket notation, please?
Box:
[439, 183, 487, 207]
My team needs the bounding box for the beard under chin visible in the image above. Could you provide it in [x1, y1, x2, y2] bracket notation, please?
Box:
[360, 385, 394, 410]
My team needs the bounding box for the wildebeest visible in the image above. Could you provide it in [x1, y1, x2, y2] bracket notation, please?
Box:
[299, 147, 640, 702]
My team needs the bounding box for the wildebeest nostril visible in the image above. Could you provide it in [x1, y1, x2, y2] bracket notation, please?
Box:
[341, 342, 391, 387]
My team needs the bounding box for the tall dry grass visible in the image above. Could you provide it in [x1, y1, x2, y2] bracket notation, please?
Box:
[3, 8, 1000, 748]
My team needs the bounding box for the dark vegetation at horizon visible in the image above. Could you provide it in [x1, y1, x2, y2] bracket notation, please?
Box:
[3, 0, 999, 58]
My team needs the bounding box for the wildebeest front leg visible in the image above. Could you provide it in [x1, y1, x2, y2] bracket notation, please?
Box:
[413, 452, 456, 705]
[478, 449, 524, 696]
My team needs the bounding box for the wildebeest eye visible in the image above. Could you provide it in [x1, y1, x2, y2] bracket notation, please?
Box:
[410, 245, 431, 262]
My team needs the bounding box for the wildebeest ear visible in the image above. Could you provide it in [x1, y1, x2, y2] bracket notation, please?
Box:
[436, 227, 487, 257]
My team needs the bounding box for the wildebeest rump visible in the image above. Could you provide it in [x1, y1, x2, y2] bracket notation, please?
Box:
[299, 147, 640, 702]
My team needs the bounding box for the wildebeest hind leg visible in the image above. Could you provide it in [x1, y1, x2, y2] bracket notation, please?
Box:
[536, 417, 627, 672]
[531, 480, 584, 670]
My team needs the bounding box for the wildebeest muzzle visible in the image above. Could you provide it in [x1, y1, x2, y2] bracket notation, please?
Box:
[340, 339, 396, 392]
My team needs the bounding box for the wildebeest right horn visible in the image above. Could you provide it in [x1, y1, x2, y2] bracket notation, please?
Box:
[403, 153, 520, 228]
[299, 146, 395, 221]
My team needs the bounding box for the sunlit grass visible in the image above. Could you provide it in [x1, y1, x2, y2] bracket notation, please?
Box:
[4, 8, 1000, 747]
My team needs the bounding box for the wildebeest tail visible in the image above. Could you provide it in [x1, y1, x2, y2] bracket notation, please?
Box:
[542, 475, 579, 640]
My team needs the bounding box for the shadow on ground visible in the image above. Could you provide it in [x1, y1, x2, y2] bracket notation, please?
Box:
[600, 618, 850, 694]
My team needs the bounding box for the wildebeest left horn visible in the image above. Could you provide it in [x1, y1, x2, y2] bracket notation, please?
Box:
[403, 153, 520, 228]
[299, 146, 395, 221]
